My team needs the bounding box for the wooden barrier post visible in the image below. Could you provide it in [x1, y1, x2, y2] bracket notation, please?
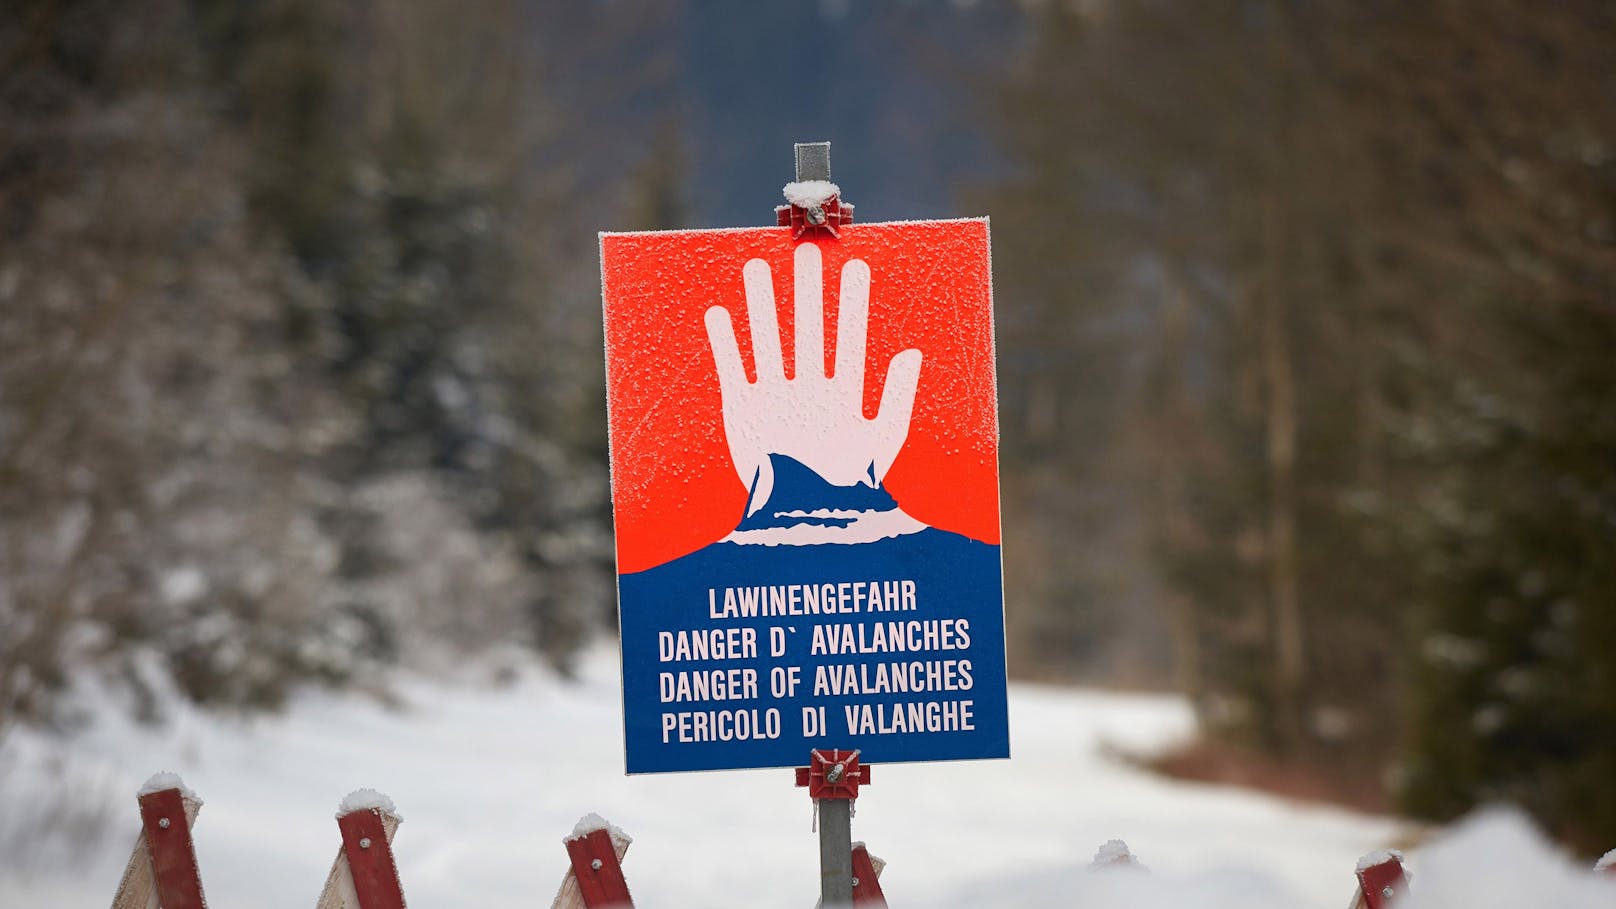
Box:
[111, 772, 206, 909]
[553, 814, 634, 909]
[315, 789, 406, 909]
[1352, 850, 1409, 909]
[849, 842, 888, 907]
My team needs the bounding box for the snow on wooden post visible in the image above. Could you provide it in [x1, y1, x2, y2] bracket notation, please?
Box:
[849, 842, 888, 907]
[1352, 849, 1409, 909]
[553, 814, 634, 909]
[1088, 839, 1147, 871]
[1596, 848, 1616, 877]
[315, 789, 406, 909]
[111, 772, 206, 909]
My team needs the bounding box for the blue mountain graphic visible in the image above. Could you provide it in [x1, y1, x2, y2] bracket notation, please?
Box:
[737, 453, 897, 531]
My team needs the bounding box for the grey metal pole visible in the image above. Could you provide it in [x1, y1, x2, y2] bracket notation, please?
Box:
[795, 141, 833, 182]
[818, 797, 854, 907]
[793, 144, 850, 907]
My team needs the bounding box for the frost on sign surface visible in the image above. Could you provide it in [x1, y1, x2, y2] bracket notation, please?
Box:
[600, 220, 1008, 774]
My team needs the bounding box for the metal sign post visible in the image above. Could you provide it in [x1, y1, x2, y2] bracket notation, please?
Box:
[820, 800, 853, 906]
[781, 147, 857, 908]
[796, 749, 869, 907]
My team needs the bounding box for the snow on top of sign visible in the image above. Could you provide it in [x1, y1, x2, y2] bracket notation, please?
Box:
[1597, 848, 1616, 873]
[1355, 848, 1405, 872]
[337, 788, 400, 819]
[782, 180, 840, 208]
[598, 215, 989, 240]
[138, 771, 201, 804]
[568, 812, 632, 844]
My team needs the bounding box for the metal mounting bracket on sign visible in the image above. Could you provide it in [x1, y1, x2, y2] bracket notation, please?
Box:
[795, 748, 870, 800]
[777, 141, 855, 240]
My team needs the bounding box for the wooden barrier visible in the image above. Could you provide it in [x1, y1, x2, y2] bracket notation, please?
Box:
[103, 770, 1616, 909]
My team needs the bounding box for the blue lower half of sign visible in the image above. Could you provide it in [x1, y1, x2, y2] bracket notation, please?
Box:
[618, 529, 1008, 774]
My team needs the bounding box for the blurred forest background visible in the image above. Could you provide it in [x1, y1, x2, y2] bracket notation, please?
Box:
[2, 0, 1613, 855]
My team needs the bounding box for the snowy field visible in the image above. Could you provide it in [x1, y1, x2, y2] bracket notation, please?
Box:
[1, 646, 1611, 908]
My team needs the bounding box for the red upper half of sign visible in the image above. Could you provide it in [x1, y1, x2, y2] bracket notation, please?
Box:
[600, 219, 1000, 574]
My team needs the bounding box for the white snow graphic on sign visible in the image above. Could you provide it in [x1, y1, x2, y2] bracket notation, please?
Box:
[721, 453, 926, 547]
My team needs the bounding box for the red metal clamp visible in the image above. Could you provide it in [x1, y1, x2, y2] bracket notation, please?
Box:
[775, 142, 854, 240]
[776, 193, 855, 241]
[794, 749, 870, 800]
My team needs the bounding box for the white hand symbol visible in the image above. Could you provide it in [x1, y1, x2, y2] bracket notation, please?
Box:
[704, 242, 923, 516]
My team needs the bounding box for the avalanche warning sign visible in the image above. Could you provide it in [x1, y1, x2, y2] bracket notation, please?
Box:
[599, 219, 1008, 774]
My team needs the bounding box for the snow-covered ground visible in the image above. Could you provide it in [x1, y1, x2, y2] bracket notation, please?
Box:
[0, 647, 1610, 908]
